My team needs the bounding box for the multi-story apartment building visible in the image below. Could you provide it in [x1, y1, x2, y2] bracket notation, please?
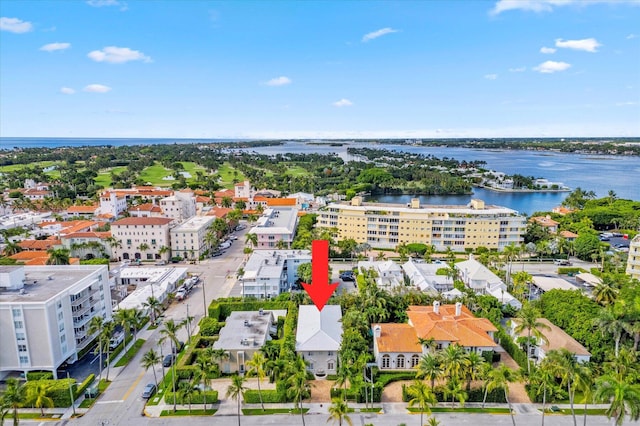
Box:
[99, 191, 128, 218]
[626, 235, 640, 281]
[247, 208, 299, 249]
[160, 192, 196, 223]
[170, 215, 215, 260]
[111, 217, 173, 262]
[241, 249, 311, 298]
[0, 265, 111, 379]
[317, 197, 525, 251]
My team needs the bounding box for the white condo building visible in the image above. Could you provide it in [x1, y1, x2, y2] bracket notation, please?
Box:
[160, 192, 197, 223]
[170, 215, 215, 260]
[241, 250, 311, 299]
[0, 265, 111, 379]
[247, 207, 299, 249]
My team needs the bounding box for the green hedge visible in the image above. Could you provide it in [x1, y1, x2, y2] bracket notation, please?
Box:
[208, 300, 291, 321]
[244, 389, 288, 403]
[198, 317, 225, 336]
[24, 379, 76, 407]
[557, 267, 584, 275]
[496, 327, 529, 370]
[163, 390, 218, 404]
[330, 387, 359, 401]
[75, 374, 96, 398]
[26, 371, 53, 381]
[377, 371, 416, 387]
[402, 384, 506, 403]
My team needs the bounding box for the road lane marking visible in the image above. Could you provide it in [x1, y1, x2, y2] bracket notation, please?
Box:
[96, 400, 123, 404]
[122, 371, 145, 401]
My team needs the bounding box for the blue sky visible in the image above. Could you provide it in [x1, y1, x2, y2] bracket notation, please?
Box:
[1, 0, 639, 139]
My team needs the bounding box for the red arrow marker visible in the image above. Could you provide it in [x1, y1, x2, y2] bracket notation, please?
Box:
[301, 239, 339, 312]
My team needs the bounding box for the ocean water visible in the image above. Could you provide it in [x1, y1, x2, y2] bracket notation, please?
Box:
[1, 138, 637, 211]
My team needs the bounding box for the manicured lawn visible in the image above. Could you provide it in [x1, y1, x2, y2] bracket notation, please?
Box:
[139, 163, 174, 186]
[408, 407, 512, 414]
[114, 338, 146, 367]
[0, 160, 61, 172]
[13, 413, 56, 419]
[159, 408, 217, 416]
[216, 162, 245, 189]
[95, 166, 126, 188]
[284, 165, 309, 176]
[80, 379, 111, 408]
[542, 408, 607, 415]
[180, 162, 207, 180]
[242, 408, 309, 415]
[347, 407, 382, 413]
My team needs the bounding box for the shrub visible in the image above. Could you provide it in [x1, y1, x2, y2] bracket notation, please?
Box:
[198, 317, 224, 336]
[244, 389, 288, 403]
[75, 374, 96, 398]
[496, 327, 529, 370]
[208, 300, 291, 321]
[26, 371, 53, 381]
[24, 379, 77, 407]
[163, 390, 218, 404]
[401, 385, 506, 403]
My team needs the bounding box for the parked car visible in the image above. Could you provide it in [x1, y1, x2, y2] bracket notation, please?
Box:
[175, 289, 186, 301]
[163, 354, 175, 367]
[172, 341, 185, 354]
[553, 259, 572, 266]
[211, 251, 223, 257]
[219, 241, 232, 250]
[142, 383, 156, 399]
[235, 224, 246, 231]
[109, 332, 124, 350]
[340, 271, 355, 281]
[228, 235, 238, 240]
[155, 260, 166, 266]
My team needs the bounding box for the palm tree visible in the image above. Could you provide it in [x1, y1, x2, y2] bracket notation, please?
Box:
[137, 242, 149, 260]
[141, 348, 161, 389]
[195, 353, 214, 412]
[2, 241, 22, 256]
[113, 308, 134, 350]
[101, 320, 116, 381]
[426, 417, 441, 426]
[443, 378, 466, 409]
[245, 232, 257, 248]
[45, 247, 70, 265]
[547, 349, 579, 426]
[327, 397, 353, 426]
[178, 376, 201, 414]
[483, 364, 517, 426]
[595, 373, 640, 426]
[417, 353, 443, 390]
[513, 303, 550, 374]
[26, 383, 53, 416]
[594, 307, 627, 357]
[463, 352, 486, 392]
[533, 360, 557, 426]
[406, 379, 437, 426]
[160, 318, 185, 412]
[441, 344, 466, 381]
[593, 282, 619, 306]
[142, 296, 162, 325]
[575, 363, 594, 426]
[245, 352, 267, 411]
[286, 357, 311, 426]
[2, 378, 26, 426]
[88, 316, 106, 380]
[226, 374, 248, 426]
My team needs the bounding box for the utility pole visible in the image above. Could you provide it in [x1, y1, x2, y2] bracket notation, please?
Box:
[67, 372, 76, 416]
[186, 304, 191, 344]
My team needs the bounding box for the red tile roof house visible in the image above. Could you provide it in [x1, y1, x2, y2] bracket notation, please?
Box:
[372, 302, 498, 370]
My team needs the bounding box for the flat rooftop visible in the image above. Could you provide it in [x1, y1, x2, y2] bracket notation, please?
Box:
[250, 208, 298, 234]
[0, 265, 106, 303]
[171, 216, 214, 232]
[327, 201, 518, 215]
[213, 310, 286, 351]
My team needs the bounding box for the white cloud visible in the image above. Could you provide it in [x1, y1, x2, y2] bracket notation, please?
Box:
[490, 0, 639, 15]
[40, 42, 71, 52]
[265, 76, 292, 86]
[484, 74, 498, 80]
[616, 101, 638, 106]
[362, 27, 398, 42]
[627, 34, 637, 39]
[534, 60, 571, 73]
[0, 17, 33, 33]
[60, 87, 76, 95]
[555, 38, 601, 52]
[333, 99, 353, 107]
[83, 84, 111, 93]
[86, 0, 128, 10]
[540, 46, 556, 54]
[88, 46, 151, 63]
[509, 67, 526, 72]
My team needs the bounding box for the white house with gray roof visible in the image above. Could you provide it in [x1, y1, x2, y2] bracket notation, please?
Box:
[295, 305, 342, 376]
[357, 259, 404, 290]
[455, 255, 522, 309]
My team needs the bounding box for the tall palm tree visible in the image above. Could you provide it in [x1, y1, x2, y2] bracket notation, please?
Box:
[26, 382, 53, 416]
[226, 374, 248, 426]
[595, 373, 640, 426]
[533, 361, 557, 426]
[101, 320, 116, 381]
[178, 376, 201, 415]
[245, 352, 267, 411]
[441, 344, 466, 381]
[142, 296, 162, 325]
[2, 378, 26, 426]
[513, 303, 550, 375]
[286, 357, 311, 426]
[113, 308, 134, 350]
[195, 353, 213, 412]
[45, 248, 70, 265]
[2, 241, 22, 256]
[327, 397, 353, 426]
[443, 378, 466, 409]
[594, 307, 627, 357]
[463, 352, 486, 392]
[160, 318, 185, 412]
[417, 353, 443, 390]
[245, 232, 257, 248]
[483, 364, 517, 426]
[547, 349, 579, 426]
[406, 379, 437, 426]
[141, 348, 161, 389]
[575, 363, 594, 426]
[88, 316, 106, 380]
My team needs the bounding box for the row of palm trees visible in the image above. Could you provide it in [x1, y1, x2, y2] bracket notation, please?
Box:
[0, 378, 56, 425]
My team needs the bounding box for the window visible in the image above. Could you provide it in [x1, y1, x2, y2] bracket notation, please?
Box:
[19, 356, 29, 365]
[396, 354, 405, 368]
[58, 312, 64, 321]
[18, 344, 27, 352]
[14, 321, 23, 329]
[327, 361, 334, 371]
[382, 355, 390, 368]
[411, 355, 420, 368]
[12, 308, 21, 318]
[16, 332, 25, 341]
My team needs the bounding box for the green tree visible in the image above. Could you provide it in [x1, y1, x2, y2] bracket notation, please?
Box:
[2, 378, 26, 426]
[573, 233, 600, 261]
[417, 353, 443, 390]
[406, 380, 437, 426]
[594, 307, 627, 357]
[26, 382, 53, 416]
[595, 374, 640, 426]
[245, 352, 267, 411]
[161, 318, 185, 412]
[226, 374, 248, 426]
[45, 248, 70, 265]
[286, 357, 311, 426]
[141, 348, 161, 389]
[88, 316, 106, 380]
[484, 365, 517, 426]
[443, 378, 466, 409]
[513, 303, 550, 375]
[327, 397, 353, 426]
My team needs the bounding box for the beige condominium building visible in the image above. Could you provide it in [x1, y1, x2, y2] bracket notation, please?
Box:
[0, 265, 111, 379]
[170, 215, 215, 261]
[317, 196, 525, 251]
[111, 217, 174, 262]
[626, 235, 640, 281]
